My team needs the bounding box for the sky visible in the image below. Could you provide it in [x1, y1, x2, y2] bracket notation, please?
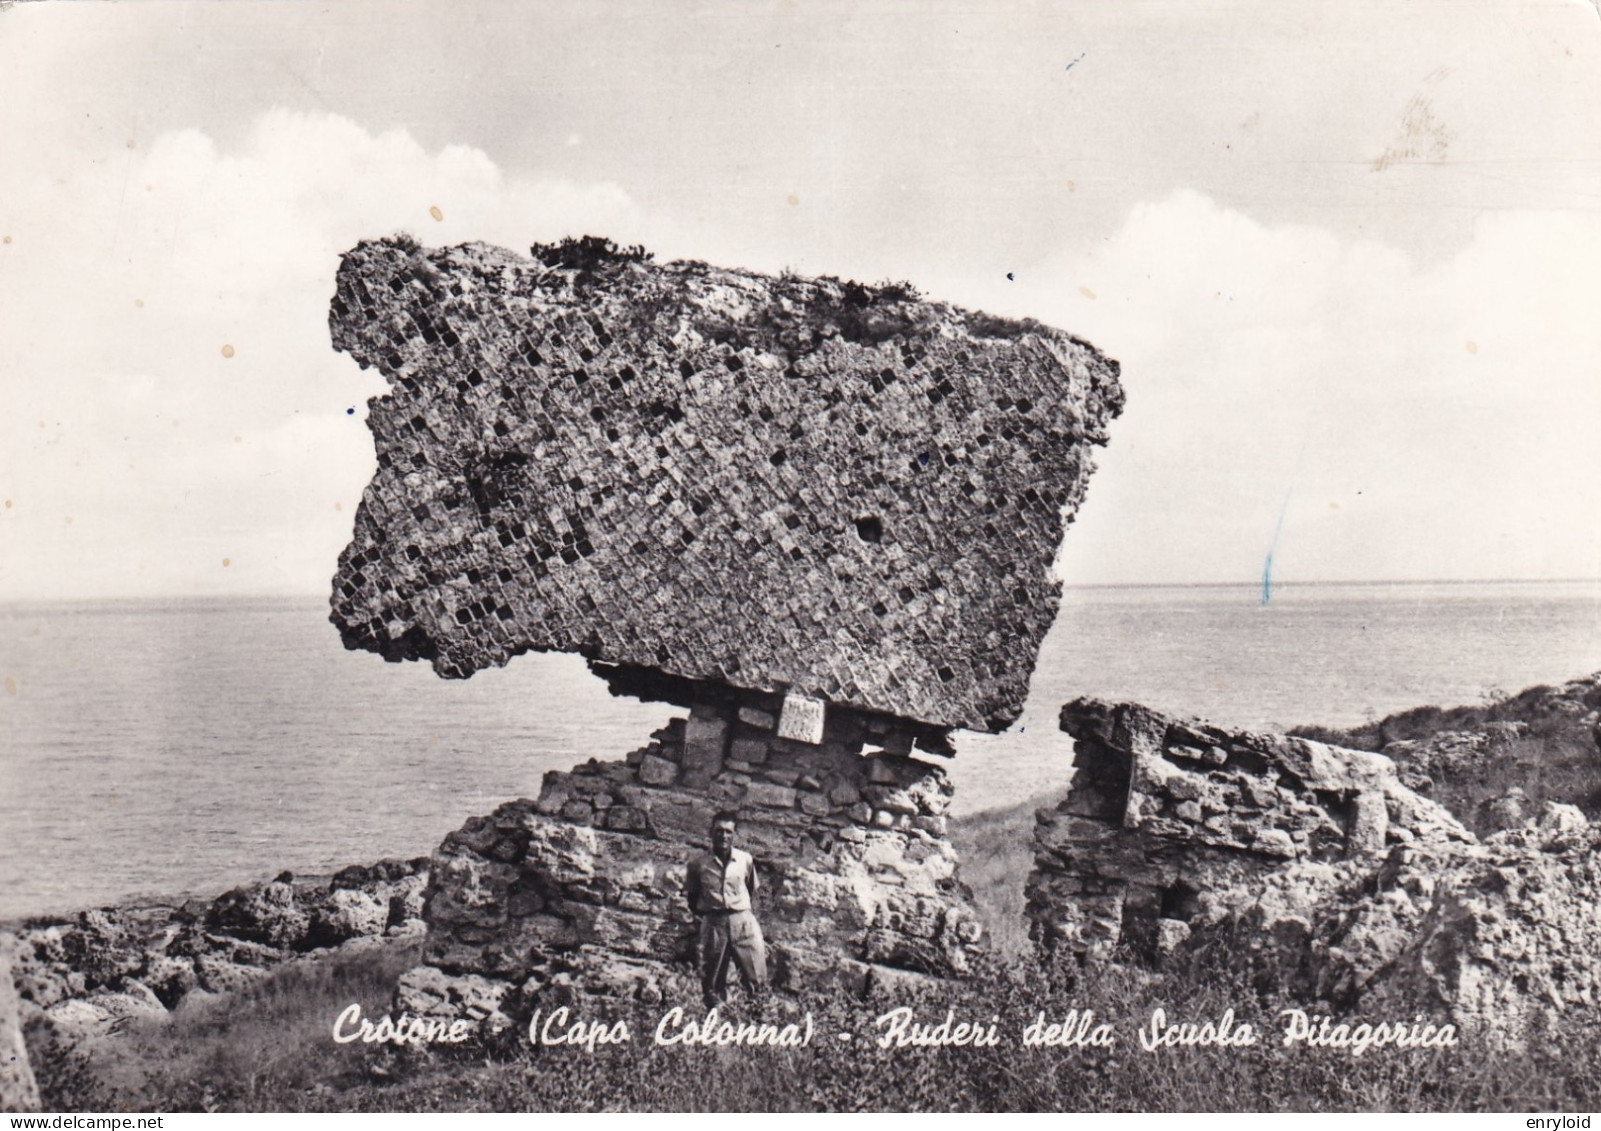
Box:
[1, 0, 1599, 599]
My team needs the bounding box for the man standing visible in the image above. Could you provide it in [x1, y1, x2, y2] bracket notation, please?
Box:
[685, 810, 768, 1009]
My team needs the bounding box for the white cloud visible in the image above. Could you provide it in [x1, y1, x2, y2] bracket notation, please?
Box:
[0, 110, 640, 598]
[1021, 191, 1601, 584]
[1, 111, 1596, 598]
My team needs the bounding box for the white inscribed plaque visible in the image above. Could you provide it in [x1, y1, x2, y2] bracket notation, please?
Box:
[776, 692, 826, 745]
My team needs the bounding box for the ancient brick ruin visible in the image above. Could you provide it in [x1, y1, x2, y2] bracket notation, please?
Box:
[328, 236, 1122, 733]
[327, 236, 1123, 1008]
[1027, 697, 1469, 963]
[411, 701, 979, 1017]
[1027, 693, 1601, 1045]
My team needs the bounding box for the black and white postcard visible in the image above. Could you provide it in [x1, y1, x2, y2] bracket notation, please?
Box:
[3, 0, 1599, 1116]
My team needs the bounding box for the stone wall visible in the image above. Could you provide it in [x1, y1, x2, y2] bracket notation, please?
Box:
[327, 237, 1123, 732]
[1025, 697, 1469, 962]
[1027, 695, 1601, 1046]
[401, 694, 984, 1020]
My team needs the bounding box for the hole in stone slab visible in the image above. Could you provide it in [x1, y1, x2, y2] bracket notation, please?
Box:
[770, 448, 787, 466]
[1160, 882, 1201, 922]
[853, 515, 883, 544]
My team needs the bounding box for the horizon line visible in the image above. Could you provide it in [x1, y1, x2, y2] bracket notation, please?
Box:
[2, 575, 1600, 609]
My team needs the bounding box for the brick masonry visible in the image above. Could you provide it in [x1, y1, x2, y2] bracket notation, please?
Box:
[327, 237, 1123, 733]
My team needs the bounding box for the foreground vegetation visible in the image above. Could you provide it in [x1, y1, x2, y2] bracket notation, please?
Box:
[33, 930, 1601, 1113]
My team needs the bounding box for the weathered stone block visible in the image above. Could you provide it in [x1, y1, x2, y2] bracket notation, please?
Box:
[738, 707, 777, 730]
[681, 708, 729, 789]
[729, 735, 771, 766]
[1349, 790, 1388, 853]
[828, 781, 861, 806]
[745, 781, 798, 809]
[638, 754, 678, 787]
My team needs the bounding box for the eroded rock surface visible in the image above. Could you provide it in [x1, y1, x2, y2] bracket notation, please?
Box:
[0, 946, 40, 1113]
[1366, 804, 1601, 1038]
[327, 237, 1123, 732]
[5, 860, 428, 1050]
[1028, 695, 1601, 1045]
[1026, 697, 1470, 961]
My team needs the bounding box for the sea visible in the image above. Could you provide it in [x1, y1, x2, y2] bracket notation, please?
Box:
[2, 580, 1599, 921]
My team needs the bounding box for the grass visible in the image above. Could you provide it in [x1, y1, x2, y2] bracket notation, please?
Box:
[950, 793, 1064, 962]
[30, 941, 424, 1113]
[33, 931, 1601, 1113]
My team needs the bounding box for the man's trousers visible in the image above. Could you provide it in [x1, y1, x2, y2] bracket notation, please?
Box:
[698, 910, 767, 1004]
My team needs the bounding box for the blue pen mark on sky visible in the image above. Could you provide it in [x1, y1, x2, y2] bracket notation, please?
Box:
[1261, 484, 1294, 605]
[1065, 52, 1086, 72]
[346, 407, 356, 415]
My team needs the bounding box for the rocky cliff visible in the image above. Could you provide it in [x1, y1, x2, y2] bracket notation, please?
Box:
[4, 861, 429, 1048]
